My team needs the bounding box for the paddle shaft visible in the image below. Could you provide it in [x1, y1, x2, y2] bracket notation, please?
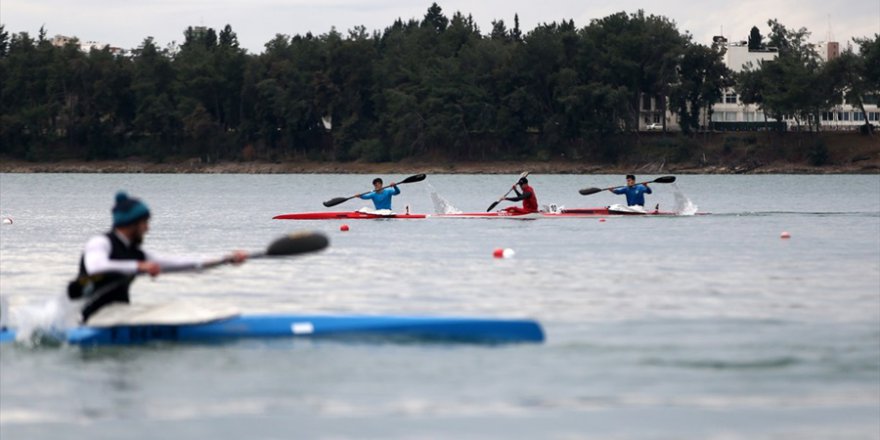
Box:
[607, 179, 658, 192]
[155, 232, 329, 274]
[579, 176, 675, 196]
[323, 174, 426, 207]
[487, 171, 529, 212]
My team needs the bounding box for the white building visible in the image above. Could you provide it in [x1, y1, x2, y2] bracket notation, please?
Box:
[50, 34, 127, 56]
[639, 34, 879, 132]
[709, 36, 878, 131]
[710, 38, 779, 128]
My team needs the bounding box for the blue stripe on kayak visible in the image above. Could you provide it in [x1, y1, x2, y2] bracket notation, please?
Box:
[1, 314, 544, 345]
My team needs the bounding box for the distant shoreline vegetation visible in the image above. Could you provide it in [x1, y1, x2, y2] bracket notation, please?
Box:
[0, 4, 877, 166]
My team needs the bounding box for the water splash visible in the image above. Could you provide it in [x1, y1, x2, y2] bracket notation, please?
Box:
[427, 184, 462, 214]
[2, 294, 80, 345]
[671, 183, 699, 216]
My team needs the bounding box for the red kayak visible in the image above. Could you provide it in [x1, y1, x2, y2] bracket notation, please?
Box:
[274, 211, 428, 220]
[273, 206, 688, 220]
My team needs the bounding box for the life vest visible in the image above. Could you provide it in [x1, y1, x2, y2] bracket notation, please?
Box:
[68, 232, 146, 322]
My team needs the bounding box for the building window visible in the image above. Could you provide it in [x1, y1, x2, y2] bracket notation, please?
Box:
[744, 112, 755, 121]
[653, 114, 661, 124]
[854, 112, 865, 121]
[870, 112, 880, 121]
[756, 112, 764, 121]
[724, 112, 737, 121]
[711, 112, 722, 122]
[725, 93, 737, 104]
[821, 112, 831, 121]
[642, 95, 652, 111]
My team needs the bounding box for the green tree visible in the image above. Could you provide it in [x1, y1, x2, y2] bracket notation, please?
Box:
[748, 26, 763, 51]
[670, 42, 732, 134]
[827, 35, 879, 134]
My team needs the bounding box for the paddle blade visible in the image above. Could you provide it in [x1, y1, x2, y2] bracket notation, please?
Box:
[323, 197, 349, 208]
[486, 201, 501, 212]
[578, 187, 603, 196]
[399, 174, 427, 184]
[266, 232, 329, 256]
[653, 176, 676, 184]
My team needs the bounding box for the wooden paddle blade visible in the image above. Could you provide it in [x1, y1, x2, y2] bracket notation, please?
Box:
[486, 201, 501, 212]
[266, 232, 330, 256]
[653, 176, 676, 184]
[399, 174, 427, 184]
[578, 187, 602, 196]
[323, 197, 350, 207]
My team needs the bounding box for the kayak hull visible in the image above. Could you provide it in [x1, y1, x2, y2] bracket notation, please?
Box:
[274, 208, 684, 219]
[273, 212, 428, 220]
[0, 314, 545, 345]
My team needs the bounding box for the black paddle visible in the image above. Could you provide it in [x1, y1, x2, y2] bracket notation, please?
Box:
[487, 171, 530, 212]
[322, 174, 427, 208]
[165, 231, 330, 273]
[67, 231, 330, 301]
[578, 176, 676, 196]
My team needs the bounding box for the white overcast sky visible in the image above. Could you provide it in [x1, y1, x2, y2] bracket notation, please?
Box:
[3, 0, 879, 53]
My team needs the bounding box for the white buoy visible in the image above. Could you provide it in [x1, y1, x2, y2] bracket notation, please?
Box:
[1, 217, 12, 225]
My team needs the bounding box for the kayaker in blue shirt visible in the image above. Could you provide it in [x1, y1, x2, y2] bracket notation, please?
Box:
[612, 174, 652, 206]
[359, 178, 400, 210]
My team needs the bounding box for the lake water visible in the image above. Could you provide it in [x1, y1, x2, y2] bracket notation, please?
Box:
[1, 173, 878, 439]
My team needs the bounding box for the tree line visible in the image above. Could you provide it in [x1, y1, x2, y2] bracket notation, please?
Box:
[0, 4, 877, 163]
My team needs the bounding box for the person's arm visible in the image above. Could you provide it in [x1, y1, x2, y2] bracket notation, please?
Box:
[83, 235, 139, 275]
[506, 188, 532, 202]
[390, 185, 401, 195]
[642, 184, 652, 194]
[143, 251, 207, 272]
[359, 192, 374, 200]
[611, 187, 626, 195]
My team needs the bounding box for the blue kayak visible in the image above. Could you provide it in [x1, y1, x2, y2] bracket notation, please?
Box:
[0, 314, 544, 345]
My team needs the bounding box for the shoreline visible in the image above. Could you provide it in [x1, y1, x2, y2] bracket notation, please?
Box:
[1, 158, 878, 175]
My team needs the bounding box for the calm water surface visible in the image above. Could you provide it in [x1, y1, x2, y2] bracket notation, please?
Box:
[1, 173, 879, 439]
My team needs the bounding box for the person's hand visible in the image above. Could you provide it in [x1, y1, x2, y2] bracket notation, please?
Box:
[643, 182, 649, 187]
[390, 182, 397, 187]
[138, 261, 161, 277]
[228, 250, 248, 265]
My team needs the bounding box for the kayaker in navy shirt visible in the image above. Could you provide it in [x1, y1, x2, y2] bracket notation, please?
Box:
[69, 192, 247, 323]
[503, 177, 539, 214]
[359, 178, 400, 210]
[612, 174, 652, 206]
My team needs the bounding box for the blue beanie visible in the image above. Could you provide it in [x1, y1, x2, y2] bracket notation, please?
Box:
[112, 191, 150, 227]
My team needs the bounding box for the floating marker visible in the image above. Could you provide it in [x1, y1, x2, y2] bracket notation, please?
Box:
[599, 218, 606, 222]
[340, 224, 349, 232]
[780, 231, 790, 239]
[1, 217, 12, 225]
[493, 248, 515, 259]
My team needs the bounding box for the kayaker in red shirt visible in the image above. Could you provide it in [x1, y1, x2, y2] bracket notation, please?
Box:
[503, 177, 539, 214]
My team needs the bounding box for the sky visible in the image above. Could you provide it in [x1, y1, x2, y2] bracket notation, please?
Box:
[3, 0, 879, 53]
